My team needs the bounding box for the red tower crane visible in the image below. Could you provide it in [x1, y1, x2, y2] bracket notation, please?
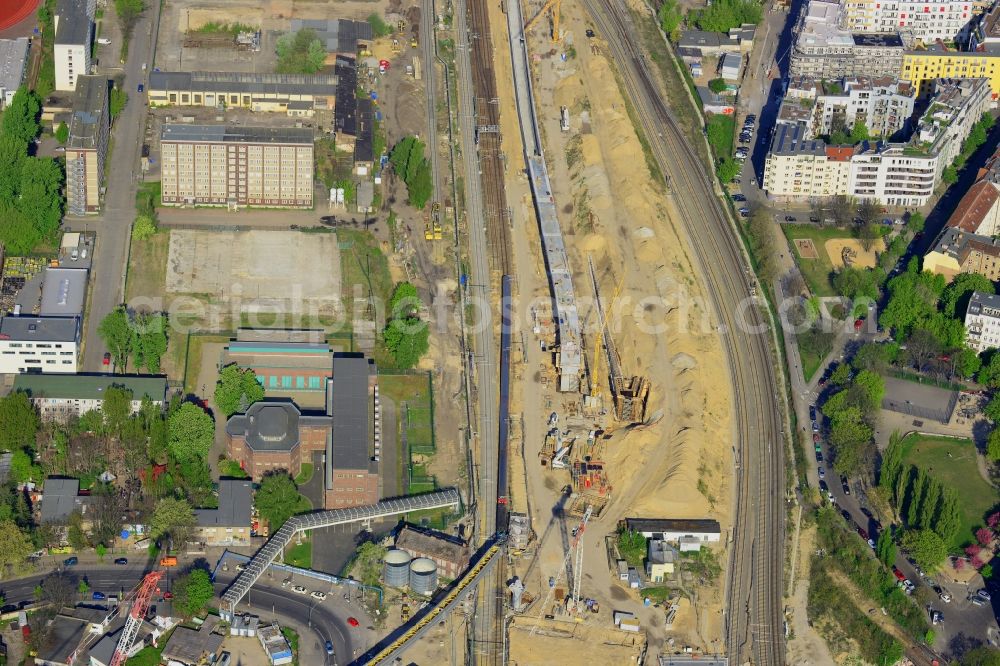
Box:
[109, 570, 164, 666]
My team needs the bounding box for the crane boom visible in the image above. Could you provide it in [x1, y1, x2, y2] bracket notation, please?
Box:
[109, 571, 164, 666]
[529, 504, 593, 634]
[523, 0, 562, 42]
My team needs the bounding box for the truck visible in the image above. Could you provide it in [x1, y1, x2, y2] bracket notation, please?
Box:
[559, 106, 570, 132]
[159, 556, 178, 567]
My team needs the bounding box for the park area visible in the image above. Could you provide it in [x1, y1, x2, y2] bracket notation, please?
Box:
[900, 434, 998, 550]
[783, 224, 883, 297]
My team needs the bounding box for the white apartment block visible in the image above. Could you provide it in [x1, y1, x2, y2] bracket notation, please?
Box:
[790, 0, 905, 79]
[0, 316, 80, 374]
[160, 124, 314, 208]
[66, 75, 110, 215]
[844, 0, 976, 43]
[766, 77, 991, 205]
[778, 76, 916, 139]
[965, 291, 1000, 352]
[11, 375, 167, 423]
[54, 0, 95, 92]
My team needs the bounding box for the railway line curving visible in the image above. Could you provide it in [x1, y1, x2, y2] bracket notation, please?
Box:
[578, 2, 787, 664]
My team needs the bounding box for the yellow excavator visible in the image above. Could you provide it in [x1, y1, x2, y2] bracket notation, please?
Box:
[524, 0, 562, 43]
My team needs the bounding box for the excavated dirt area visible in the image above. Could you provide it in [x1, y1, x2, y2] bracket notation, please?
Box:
[502, 0, 734, 657]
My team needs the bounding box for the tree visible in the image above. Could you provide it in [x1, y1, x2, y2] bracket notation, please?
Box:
[876, 529, 896, 566]
[167, 403, 214, 463]
[830, 195, 855, 227]
[114, 0, 145, 37]
[708, 78, 727, 93]
[941, 272, 995, 317]
[366, 13, 393, 38]
[214, 364, 265, 417]
[852, 342, 893, 373]
[390, 137, 433, 209]
[383, 316, 430, 369]
[850, 120, 871, 143]
[0, 519, 32, 575]
[856, 199, 880, 227]
[173, 569, 214, 616]
[988, 428, 1000, 462]
[961, 646, 1000, 666]
[901, 529, 948, 570]
[276, 29, 326, 74]
[77, 579, 90, 596]
[132, 214, 157, 241]
[98, 306, 136, 370]
[149, 497, 196, 546]
[110, 88, 128, 119]
[54, 121, 68, 144]
[657, 0, 682, 39]
[1, 88, 41, 144]
[829, 363, 852, 387]
[0, 136, 27, 206]
[133, 312, 168, 374]
[858, 222, 880, 252]
[353, 541, 388, 587]
[9, 449, 39, 483]
[979, 350, 1000, 388]
[746, 210, 779, 283]
[907, 211, 925, 234]
[932, 489, 962, 545]
[102, 386, 133, 438]
[716, 157, 741, 183]
[14, 156, 63, 248]
[986, 396, 1000, 423]
[693, 0, 762, 31]
[389, 282, 420, 319]
[0, 391, 39, 451]
[942, 165, 959, 185]
[255, 473, 303, 532]
[954, 346, 982, 379]
[67, 510, 88, 550]
[96, 543, 106, 561]
[903, 328, 942, 373]
[833, 266, 880, 301]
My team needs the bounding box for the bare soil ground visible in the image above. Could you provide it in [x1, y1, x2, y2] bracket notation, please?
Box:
[504, 0, 733, 657]
[785, 525, 837, 665]
[825, 238, 885, 269]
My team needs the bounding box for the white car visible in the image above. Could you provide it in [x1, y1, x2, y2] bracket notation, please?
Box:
[939, 590, 952, 603]
[292, 585, 308, 595]
[311, 591, 327, 601]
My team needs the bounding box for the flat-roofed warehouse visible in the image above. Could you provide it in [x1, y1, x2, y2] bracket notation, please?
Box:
[290, 18, 373, 60]
[148, 71, 337, 116]
[160, 124, 315, 209]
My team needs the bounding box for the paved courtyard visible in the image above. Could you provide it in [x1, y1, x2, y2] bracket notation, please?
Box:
[166, 229, 343, 316]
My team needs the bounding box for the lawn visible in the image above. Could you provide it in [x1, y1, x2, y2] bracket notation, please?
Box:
[219, 459, 249, 479]
[337, 229, 392, 323]
[801, 347, 828, 384]
[125, 632, 170, 666]
[182, 333, 232, 395]
[781, 224, 857, 297]
[380, 372, 436, 494]
[125, 229, 170, 304]
[900, 434, 998, 550]
[284, 541, 312, 569]
[294, 463, 314, 485]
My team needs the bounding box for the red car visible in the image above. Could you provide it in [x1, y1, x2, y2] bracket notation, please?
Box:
[163, 591, 174, 599]
[347, 617, 359, 627]
[102, 352, 111, 366]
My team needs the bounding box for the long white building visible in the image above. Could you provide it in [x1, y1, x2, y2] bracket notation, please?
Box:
[0, 316, 80, 374]
[844, 0, 979, 43]
[765, 77, 992, 206]
[965, 291, 1000, 352]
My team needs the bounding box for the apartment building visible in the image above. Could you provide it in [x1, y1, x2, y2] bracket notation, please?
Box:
[0, 316, 80, 374]
[843, 0, 977, 43]
[790, 0, 904, 79]
[766, 78, 990, 205]
[965, 291, 1000, 351]
[924, 227, 1000, 278]
[54, 0, 94, 92]
[12, 374, 167, 423]
[147, 71, 337, 116]
[159, 124, 314, 209]
[763, 122, 855, 199]
[778, 76, 916, 139]
[0, 38, 30, 107]
[193, 479, 252, 546]
[969, 1, 1000, 50]
[902, 42, 1000, 96]
[66, 75, 109, 215]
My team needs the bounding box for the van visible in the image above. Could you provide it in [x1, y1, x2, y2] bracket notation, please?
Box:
[159, 556, 178, 567]
[97, 38, 111, 45]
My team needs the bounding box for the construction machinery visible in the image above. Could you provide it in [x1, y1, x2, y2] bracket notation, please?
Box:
[524, 0, 562, 43]
[529, 504, 593, 633]
[587, 258, 651, 424]
[110, 571, 165, 666]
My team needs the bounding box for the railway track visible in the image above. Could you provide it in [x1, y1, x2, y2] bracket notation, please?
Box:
[580, 2, 786, 664]
[467, 0, 513, 274]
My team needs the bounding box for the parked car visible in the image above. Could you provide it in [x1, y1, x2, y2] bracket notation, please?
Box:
[784, 216, 797, 222]
[815, 451, 823, 463]
[64, 556, 78, 566]
[931, 610, 944, 625]
[978, 588, 992, 601]
[841, 509, 851, 521]
[347, 617, 360, 627]
[92, 592, 106, 601]
[842, 481, 851, 496]
[292, 586, 308, 595]
[163, 591, 174, 600]
[812, 433, 820, 444]
[867, 538, 876, 549]
[857, 527, 869, 540]
[731, 178, 741, 184]
[732, 194, 746, 202]
[811, 421, 819, 432]
[114, 558, 128, 565]
[809, 405, 817, 420]
[972, 595, 986, 606]
[311, 591, 327, 601]
[325, 641, 335, 655]
[738, 207, 750, 215]
[137, 84, 144, 93]
[103, 352, 111, 366]
[818, 466, 825, 479]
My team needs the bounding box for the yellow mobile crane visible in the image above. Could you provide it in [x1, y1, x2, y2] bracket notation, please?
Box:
[524, 0, 562, 43]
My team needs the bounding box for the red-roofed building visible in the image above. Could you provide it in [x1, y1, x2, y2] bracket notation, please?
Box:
[944, 147, 1000, 236]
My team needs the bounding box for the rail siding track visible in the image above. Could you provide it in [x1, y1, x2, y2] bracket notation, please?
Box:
[579, 1, 786, 664]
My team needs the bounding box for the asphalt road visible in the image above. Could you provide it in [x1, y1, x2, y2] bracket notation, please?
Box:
[71, 4, 160, 372]
[580, 2, 787, 663]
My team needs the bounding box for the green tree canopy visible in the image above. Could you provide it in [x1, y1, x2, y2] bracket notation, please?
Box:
[149, 497, 196, 546]
[962, 646, 1000, 666]
[383, 317, 430, 369]
[133, 312, 168, 374]
[98, 306, 136, 370]
[0, 88, 40, 145]
[132, 214, 157, 241]
[389, 281, 420, 318]
[876, 529, 896, 566]
[942, 273, 995, 317]
[693, 0, 762, 31]
[167, 403, 214, 463]
[907, 211, 925, 234]
[214, 364, 265, 417]
[255, 473, 304, 532]
[276, 29, 327, 74]
[173, 569, 214, 616]
[390, 137, 433, 209]
[0, 519, 35, 576]
[54, 122, 68, 144]
[900, 529, 948, 571]
[657, 0, 683, 38]
[0, 391, 39, 451]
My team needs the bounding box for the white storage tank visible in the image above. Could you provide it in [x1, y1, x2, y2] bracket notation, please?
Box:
[383, 549, 412, 588]
[409, 557, 438, 595]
